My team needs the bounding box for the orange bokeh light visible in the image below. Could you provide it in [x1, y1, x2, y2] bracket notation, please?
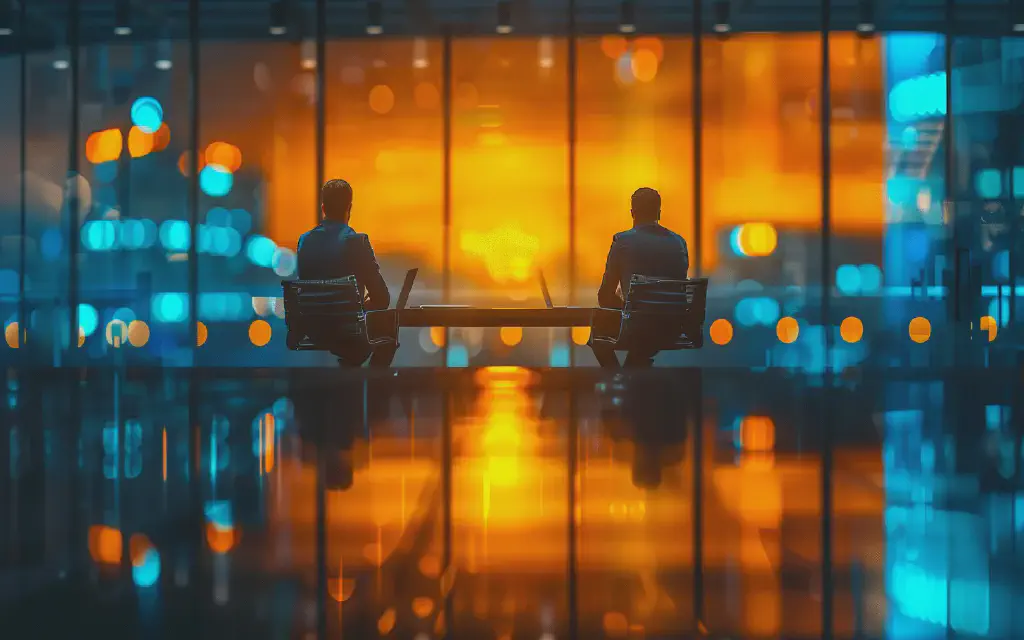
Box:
[369, 84, 396, 115]
[571, 326, 591, 346]
[196, 321, 208, 346]
[249, 319, 272, 347]
[776, 317, 799, 344]
[129, 533, 153, 567]
[412, 597, 435, 618]
[206, 522, 238, 554]
[88, 525, 123, 565]
[205, 141, 242, 173]
[709, 318, 733, 345]
[600, 35, 628, 59]
[86, 129, 123, 164]
[178, 150, 206, 177]
[630, 48, 659, 83]
[499, 326, 522, 346]
[979, 315, 997, 342]
[128, 126, 154, 158]
[909, 317, 931, 343]
[840, 316, 864, 343]
[634, 36, 664, 62]
[152, 123, 171, 152]
[740, 415, 775, 452]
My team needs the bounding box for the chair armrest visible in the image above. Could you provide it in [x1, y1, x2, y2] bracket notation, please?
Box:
[366, 309, 398, 342]
[590, 307, 623, 341]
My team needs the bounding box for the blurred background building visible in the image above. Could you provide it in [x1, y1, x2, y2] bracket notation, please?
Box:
[0, 0, 1022, 368]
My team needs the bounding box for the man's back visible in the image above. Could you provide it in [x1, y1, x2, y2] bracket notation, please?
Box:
[297, 221, 390, 310]
[598, 223, 689, 309]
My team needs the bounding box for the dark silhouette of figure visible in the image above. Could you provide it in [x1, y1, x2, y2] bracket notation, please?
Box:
[594, 188, 690, 367]
[297, 179, 394, 366]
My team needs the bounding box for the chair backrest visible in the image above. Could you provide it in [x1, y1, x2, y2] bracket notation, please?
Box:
[281, 277, 367, 350]
[621, 276, 709, 349]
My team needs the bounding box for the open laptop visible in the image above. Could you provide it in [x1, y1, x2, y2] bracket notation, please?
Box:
[538, 270, 554, 309]
[395, 268, 418, 310]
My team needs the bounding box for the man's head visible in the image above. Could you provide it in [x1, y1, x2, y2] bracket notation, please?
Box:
[321, 179, 354, 223]
[630, 187, 661, 224]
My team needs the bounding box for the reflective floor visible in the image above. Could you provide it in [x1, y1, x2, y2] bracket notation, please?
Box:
[2, 366, 1022, 639]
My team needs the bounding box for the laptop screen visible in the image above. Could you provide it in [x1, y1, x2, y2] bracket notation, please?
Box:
[538, 270, 553, 309]
[396, 268, 418, 310]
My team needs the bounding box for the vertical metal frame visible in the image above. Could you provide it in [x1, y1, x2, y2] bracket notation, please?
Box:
[17, 0, 26, 350]
[442, 31, 453, 364]
[314, 1, 328, 638]
[945, 0, 957, 327]
[690, 10, 705, 634]
[188, 0, 200, 355]
[692, 0, 703, 277]
[819, 3, 834, 639]
[66, 0, 80, 351]
[567, 0, 578, 306]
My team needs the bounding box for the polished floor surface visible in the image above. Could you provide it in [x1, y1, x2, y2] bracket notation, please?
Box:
[1, 366, 1022, 639]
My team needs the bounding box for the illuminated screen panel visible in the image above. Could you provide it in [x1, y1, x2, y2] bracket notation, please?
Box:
[450, 38, 570, 307]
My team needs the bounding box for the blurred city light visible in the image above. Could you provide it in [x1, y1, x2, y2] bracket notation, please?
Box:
[85, 129, 123, 164]
[888, 72, 946, 122]
[152, 293, 188, 323]
[131, 96, 164, 133]
[159, 220, 191, 251]
[78, 304, 99, 337]
[200, 164, 233, 197]
[246, 235, 278, 268]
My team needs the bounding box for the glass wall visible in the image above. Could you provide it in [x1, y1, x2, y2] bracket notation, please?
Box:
[3, 1, 1022, 369]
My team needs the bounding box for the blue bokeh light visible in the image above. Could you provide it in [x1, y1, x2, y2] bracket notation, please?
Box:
[82, 220, 119, 251]
[200, 164, 233, 197]
[132, 548, 161, 588]
[152, 293, 188, 323]
[447, 344, 469, 367]
[78, 303, 99, 336]
[131, 97, 164, 134]
[735, 297, 780, 327]
[888, 72, 946, 122]
[900, 126, 918, 149]
[120, 219, 145, 249]
[246, 235, 278, 268]
[729, 226, 746, 257]
[975, 169, 1001, 199]
[859, 264, 883, 293]
[206, 207, 231, 227]
[549, 343, 570, 367]
[1015, 167, 1024, 199]
[988, 297, 1010, 326]
[836, 264, 863, 295]
[204, 500, 234, 529]
[159, 220, 191, 252]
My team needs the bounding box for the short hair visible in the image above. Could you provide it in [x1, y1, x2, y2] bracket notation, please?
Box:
[631, 187, 661, 221]
[322, 179, 353, 220]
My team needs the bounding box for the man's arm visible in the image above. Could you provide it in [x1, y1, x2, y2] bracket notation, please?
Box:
[353, 234, 391, 310]
[597, 237, 623, 309]
[680, 236, 690, 279]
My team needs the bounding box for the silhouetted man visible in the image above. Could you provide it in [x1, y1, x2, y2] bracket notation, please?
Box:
[594, 187, 689, 367]
[298, 179, 394, 366]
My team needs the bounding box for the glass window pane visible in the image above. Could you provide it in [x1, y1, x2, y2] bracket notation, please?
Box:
[450, 37, 569, 368]
[325, 37, 445, 366]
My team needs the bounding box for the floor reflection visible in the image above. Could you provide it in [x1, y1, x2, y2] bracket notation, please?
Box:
[2, 367, 1022, 639]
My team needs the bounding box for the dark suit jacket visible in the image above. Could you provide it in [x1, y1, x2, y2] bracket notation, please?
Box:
[598, 223, 689, 309]
[296, 221, 391, 310]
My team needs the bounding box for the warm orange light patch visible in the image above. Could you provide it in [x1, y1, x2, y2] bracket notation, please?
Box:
[459, 226, 540, 284]
[709, 318, 733, 345]
[5, 322, 20, 348]
[430, 326, 446, 347]
[129, 533, 153, 567]
[206, 522, 238, 554]
[634, 36, 664, 62]
[499, 326, 522, 346]
[979, 315, 997, 342]
[86, 129, 123, 164]
[128, 126, 154, 158]
[327, 577, 356, 602]
[369, 84, 396, 115]
[840, 316, 864, 343]
[600, 35, 628, 59]
[205, 141, 242, 173]
[412, 597, 435, 618]
[776, 317, 799, 344]
[88, 525, 123, 565]
[178, 150, 205, 177]
[571, 326, 591, 346]
[909, 317, 931, 344]
[249, 320, 272, 347]
[740, 415, 775, 452]
[152, 123, 171, 152]
[630, 48, 659, 83]
[196, 321, 208, 346]
[377, 608, 396, 635]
